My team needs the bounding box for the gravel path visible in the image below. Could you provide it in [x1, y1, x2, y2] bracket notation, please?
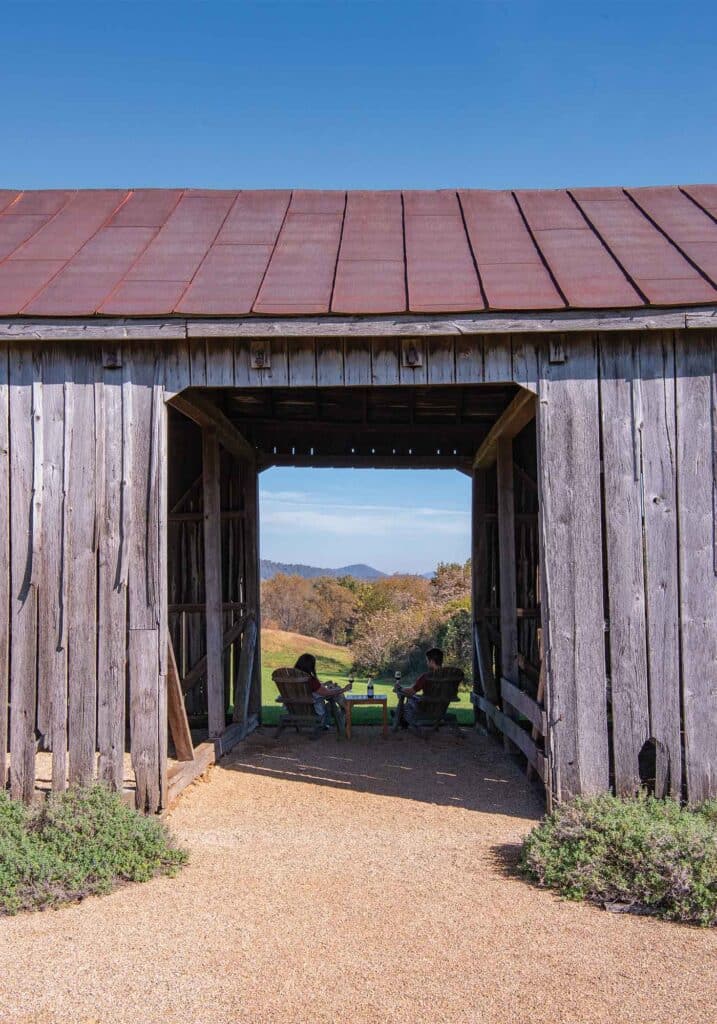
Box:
[1, 728, 715, 1024]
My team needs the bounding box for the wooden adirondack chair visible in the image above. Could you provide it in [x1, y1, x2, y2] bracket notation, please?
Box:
[392, 668, 464, 738]
[272, 668, 345, 739]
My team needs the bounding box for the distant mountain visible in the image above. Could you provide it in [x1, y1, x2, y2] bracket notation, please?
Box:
[260, 560, 387, 581]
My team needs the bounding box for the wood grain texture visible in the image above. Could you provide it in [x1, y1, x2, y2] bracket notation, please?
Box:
[344, 340, 372, 386]
[675, 332, 717, 803]
[370, 339, 400, 385]
[288, 339, 317, 387]
[243, 463, 262, 718]
[8, 347, 38, 801]
[129, 627, 161, 812]
[316, 339, 344, 387]
[97, 358, 127, 790]
[167, 635, 194, 761]
[638, 333, 681, 797]
[599, 334, 650, 795]
[202, 428, 225, 737]
[66, 352, 98, 787]
[37, 350, 68, 780]
[0, 346, 8, 788]
[537, 336, 609, 798]
[496, 439, 518, 684]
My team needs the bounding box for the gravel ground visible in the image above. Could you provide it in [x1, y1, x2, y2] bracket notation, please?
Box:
[1, 727, 715, 1024]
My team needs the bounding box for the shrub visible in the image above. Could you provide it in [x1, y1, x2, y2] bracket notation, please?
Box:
[0, 785, 187, 915]
[520, 793, 717, 926]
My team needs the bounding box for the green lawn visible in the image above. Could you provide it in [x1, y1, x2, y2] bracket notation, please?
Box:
[260, 628, 475, 727]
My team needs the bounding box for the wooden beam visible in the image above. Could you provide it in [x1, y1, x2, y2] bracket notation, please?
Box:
[170, 390, 256, 462]
[166, 636, 194, 762]
[474, 391, 536, 469]
[202, 429, 225, 738]
[500, 677, 547, 735]
[474, 695, 547, 782]
[259, 455, 472, 472]
[0, 307, 709, 344]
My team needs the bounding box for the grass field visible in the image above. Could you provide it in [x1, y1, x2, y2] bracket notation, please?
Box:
[261, 628, 474, 727]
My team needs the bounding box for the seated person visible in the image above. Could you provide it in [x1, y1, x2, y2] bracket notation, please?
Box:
[294, 653, 352, 728]
[396, 647, 443, 726]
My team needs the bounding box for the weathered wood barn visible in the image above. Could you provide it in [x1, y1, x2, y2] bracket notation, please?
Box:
[1, 185, 716, 811]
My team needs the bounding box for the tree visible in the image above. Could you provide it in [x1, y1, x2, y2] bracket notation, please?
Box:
[430, 560, 471, 606]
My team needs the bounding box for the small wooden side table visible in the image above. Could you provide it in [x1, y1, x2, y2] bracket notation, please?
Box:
[344, 693, 389, 739]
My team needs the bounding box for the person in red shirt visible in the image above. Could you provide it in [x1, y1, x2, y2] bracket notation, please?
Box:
[294, 653, 352, 729]
[396, 647, 443, 726]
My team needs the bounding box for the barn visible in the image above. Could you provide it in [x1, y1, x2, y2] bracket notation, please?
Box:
[0, 185, 716, 812]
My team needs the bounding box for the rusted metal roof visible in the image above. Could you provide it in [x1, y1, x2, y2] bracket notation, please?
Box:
[0, 186, 716, 317]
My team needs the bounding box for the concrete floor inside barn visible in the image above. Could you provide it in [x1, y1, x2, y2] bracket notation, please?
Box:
[1, 727, 715, 1024]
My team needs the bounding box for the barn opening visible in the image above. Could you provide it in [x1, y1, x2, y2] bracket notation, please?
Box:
[166, 381, 544, 799]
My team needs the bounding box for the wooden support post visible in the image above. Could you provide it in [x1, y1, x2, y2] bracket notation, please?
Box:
[497, 436, 520, 755]
[243, 461, 262, 720]
[471, 467, 492, 724]
[202, 428, 225, 738]
[474, 390, 536, 470]
[497, 437, 519, 685]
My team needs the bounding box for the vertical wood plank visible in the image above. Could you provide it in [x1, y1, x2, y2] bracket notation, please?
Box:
[599, 334, 650, 795]
[189, 339, 207, 386]
[456, 336, 484, 384]
[157, 396, 169, 807]
[344, 339, 371, 386]
[204, 340, 235, 388]
[9, 347, 38, 802]
[371, 339, 400, 385]
[537, 336, 609, 798]
[497, 438, 518, 684]
[202, 428, 225, 737]
[288, 339, 317, 387]
[512, 336, 539, 394]
[0, 346, 8, 789]
[262, 338, 289, 387]
[675, 331, 717, 804]
[426, 338, 455, 384]
[66, 351, 98, 787]
[234, 341, 252, 387]
[316, 339, 345, 386]
[38, 350, 68, 785]
[639, 333, 681, 798]
[484, 336, 513, 383]
[97, 355, 127, 790]
[163, 340, 191, 397]
[126, 347, 161, 811]
[167, 636, 194, 761]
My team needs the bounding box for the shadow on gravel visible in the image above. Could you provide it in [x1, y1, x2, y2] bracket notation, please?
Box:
[223, 726, 546, 821]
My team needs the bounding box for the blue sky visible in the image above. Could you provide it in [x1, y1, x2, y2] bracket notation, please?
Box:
[5, 0, 716, 572]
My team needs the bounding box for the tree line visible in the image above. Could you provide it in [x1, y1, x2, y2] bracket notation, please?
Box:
[261, 561, 472, 680]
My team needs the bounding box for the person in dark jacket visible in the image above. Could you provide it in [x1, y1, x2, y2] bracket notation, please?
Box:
[294, 653, 352, 728]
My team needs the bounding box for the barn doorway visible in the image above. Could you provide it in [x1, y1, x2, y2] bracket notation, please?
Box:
[165, 382, 545, 798]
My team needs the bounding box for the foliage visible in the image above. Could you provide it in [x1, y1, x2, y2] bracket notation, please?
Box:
[261, 558, 474, 680]
[520, 793, 717, 926]
[0, 786, 187, 916]
[261, 573, 358, 644]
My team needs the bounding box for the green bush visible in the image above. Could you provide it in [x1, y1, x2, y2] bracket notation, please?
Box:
[520, 793, 717, 926]
[0, 785, 187, 915]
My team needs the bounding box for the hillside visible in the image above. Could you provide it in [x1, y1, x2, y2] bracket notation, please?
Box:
[260, 559, 386, 581]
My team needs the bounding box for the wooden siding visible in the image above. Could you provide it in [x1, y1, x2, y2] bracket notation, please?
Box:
[0, 330, 716, 808]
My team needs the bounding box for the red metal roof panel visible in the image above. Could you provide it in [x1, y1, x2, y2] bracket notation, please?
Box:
[124, 193, 236, 285]
[573, 190, 717, 304]
[331, 191, 405, 313]
[404, 191, 483, 312]
[253, 202, 344, 314]
[626, 187, 717, 285]
[459, 190, 563, 309]
[516, 190, 642, 308]
[216, 191, 290, 245]
[108, 189, 183, 228]
[99, 279, 188, 315]
[12, 190, 127, 261]
[332, 259, 405, 314]
[0, 214, 51, 261]
[25, 226, 156, 315]
[0, 259, 65, 315]
[0, 192, 20, 215]
[682, 185, 717, 221]
[290, 190, 345, 214]
[175, 243, 274, 315]
[7, 191, 73, 216]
